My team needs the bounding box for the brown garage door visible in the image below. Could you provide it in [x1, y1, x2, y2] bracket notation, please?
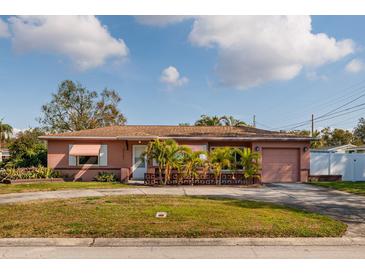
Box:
[261, 148, 299, 183]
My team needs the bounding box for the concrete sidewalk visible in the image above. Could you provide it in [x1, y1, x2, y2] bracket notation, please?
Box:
[1, 237, 365, 258]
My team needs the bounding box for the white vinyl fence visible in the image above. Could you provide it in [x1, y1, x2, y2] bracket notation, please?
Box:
[310, 152, 365, 181]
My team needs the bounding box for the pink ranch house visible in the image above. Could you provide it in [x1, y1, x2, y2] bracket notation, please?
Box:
[40, 125, 312, 183]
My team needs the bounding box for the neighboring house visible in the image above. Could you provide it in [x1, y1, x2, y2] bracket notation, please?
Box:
[310, 144, 357, 154]
[0, 148, 10, 163]
[40, 125, 312, 183]
[346, 145, 365, 153]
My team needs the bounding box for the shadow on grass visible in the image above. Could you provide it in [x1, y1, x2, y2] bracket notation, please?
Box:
[189, 195, 300, 211]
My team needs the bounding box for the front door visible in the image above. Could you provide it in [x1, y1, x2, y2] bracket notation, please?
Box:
[132, 145, 147, 180]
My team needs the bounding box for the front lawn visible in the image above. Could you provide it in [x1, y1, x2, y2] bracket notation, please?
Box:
[310, 181, 365, 196]
[0, 195, 347, 238]
[0, 181, 137, 195]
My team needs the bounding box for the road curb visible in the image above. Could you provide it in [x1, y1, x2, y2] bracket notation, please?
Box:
[1, 237, 365, 247]
[0, 238, 94, 247]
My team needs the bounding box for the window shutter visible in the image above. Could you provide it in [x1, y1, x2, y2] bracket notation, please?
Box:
[68, 144, 76, 166]
[99, 144, 108, 166]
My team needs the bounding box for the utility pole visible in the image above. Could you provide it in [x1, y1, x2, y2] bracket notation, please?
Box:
[311, 114, 314, 137]
[253, 115, 256, 128]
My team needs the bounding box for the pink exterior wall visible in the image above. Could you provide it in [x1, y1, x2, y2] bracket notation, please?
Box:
[47, 139, 310, 182]
[48, 140, 131, 181]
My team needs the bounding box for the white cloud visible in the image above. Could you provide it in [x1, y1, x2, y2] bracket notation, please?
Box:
[188, 16, 354, 89]
[0, 18, 10, 38]
[7, 16, 128, 70]
[135, 16, 192, 27]
[345, 58, 364, 73]
[160, 66, 188, 88]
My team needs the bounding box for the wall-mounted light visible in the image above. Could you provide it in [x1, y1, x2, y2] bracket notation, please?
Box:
[255, 146, 260, 152]
[303, 147, 308, 152]
[138, 141, 142, 144]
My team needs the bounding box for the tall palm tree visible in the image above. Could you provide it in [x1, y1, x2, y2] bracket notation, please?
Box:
[235, 148, 260, 180]
[221, 115, 247, 127]
[194, 115, 225, 126]
[0, 119, 13, 149]
[209, 147, 234, 184]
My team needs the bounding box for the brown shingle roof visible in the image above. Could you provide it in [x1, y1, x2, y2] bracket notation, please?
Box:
[40, 125, 312, 140]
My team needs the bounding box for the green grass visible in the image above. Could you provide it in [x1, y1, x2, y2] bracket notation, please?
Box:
[309, 181, 365, 196]
[0, 181, 137, 194]
[0, 195, 347, 238]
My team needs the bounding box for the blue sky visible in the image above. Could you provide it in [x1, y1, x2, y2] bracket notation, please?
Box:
[1, 15, 365, 132]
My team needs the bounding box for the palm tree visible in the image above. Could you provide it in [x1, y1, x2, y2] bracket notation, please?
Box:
[163, 140, 190, 184]
[143, 139, 166, 184]
[221, 115, 247, 127]
[208, 147, 234, 184]
[235, 148, 260, 181]
[181, 149, 207, 185]
[194, 115, 225, 126]
[194, 115, 247, 127]
[0, 119, 13, 149]
[143, 139, 189, 184]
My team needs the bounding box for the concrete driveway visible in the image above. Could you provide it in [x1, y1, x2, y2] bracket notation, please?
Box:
[0, 183, 364, 236]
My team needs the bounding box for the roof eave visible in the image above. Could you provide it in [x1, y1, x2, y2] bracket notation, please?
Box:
[40, 135, 313, 141]
[39, 136, 118, 140]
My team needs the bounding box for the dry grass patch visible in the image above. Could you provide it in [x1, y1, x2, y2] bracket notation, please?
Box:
[0, 195, 346, 238]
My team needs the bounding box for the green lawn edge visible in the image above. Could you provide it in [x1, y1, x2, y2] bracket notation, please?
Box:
[309, 181, 365, 196]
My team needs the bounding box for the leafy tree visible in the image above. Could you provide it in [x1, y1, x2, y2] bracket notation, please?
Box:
[178, 123, 190, 126]
[329, 128, 356, 146]
[288, 128, 361, 148]
[7, 128, 47, 167]
[320, 127, 361, 147]
[354, 118, 365, 144]
[38, 80, 126, 133]
[0, 119, 13, 149]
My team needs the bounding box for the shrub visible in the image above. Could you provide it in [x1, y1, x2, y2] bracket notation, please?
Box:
[94, 172, 118, 182]
[0, 166, 61, 183]
[7, 128, 47, 168]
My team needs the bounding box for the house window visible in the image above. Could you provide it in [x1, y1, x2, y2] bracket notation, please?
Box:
[77, 156, 99, 166]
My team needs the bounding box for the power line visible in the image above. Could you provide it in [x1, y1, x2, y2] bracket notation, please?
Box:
[270, 81, 365, 130]
[267, 80, 365, 128]
[316, 91, 365, 119]
[275, 90, 365, 131]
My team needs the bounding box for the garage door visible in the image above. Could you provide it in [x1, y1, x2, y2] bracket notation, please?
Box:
[261, 148, 299, 183]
